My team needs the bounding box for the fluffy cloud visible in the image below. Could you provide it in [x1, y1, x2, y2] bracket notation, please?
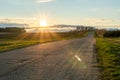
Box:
[36, 0, 54, 3]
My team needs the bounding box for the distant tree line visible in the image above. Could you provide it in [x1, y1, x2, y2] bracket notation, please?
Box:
[103, 30, 120, 37]
[0, 27, 26, 33]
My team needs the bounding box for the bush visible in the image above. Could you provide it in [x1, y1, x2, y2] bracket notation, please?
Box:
[103, 30, 120, 37]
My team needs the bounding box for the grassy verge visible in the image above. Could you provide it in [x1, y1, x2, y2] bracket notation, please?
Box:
[0, 31, 88, 53]
[96, 38, 120, 80]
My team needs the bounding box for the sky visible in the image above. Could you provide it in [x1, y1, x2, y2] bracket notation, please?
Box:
[0, 0, 120, 28]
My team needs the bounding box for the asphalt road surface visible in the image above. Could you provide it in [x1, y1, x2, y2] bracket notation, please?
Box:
[0, 32, 100, 80]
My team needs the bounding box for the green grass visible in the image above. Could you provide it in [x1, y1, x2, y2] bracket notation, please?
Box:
[0, 31, 88, 53]
[0, 40, 46, 53]
[96, 38, 120, 80]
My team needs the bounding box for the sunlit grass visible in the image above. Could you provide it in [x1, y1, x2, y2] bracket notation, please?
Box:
[0, 31, 88, 53]
[96, 38, 120, 80]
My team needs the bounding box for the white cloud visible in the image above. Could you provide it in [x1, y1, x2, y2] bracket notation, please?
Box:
[0, 18, 38, 27]
[84, 18, 113, 24]
[81, 18, 120, 28]
[36, 0, 54, 3]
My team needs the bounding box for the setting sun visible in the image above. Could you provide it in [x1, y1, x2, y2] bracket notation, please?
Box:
[39, 19, 48, 27]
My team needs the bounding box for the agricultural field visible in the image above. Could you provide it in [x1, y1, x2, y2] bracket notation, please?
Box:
[96, 38, 120, 80]
[0, 31, 88, 53]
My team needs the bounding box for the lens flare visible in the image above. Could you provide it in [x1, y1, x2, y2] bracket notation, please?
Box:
[75, 55, 82, 62]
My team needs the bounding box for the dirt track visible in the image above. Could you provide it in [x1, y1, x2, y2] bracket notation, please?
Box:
[0, 32, 100, 80]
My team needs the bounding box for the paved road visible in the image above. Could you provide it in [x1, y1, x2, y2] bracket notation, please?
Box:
[0, 32, 99, 80]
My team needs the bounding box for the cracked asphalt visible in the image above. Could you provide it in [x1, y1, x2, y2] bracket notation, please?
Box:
[0, 32, 100, 80]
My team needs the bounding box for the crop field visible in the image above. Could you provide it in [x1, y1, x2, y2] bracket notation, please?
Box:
[96, 38, 120, 80]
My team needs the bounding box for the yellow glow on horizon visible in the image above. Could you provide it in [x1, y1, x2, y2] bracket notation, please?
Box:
[39, 19, 48, 27]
